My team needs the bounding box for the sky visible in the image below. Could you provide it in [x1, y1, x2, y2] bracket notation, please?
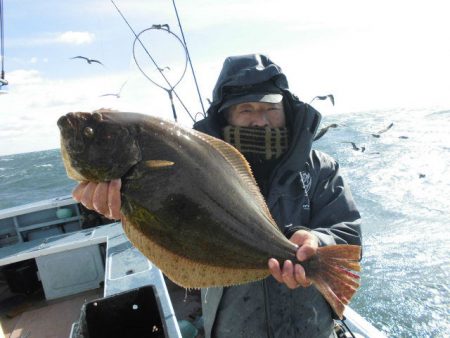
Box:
[0, 0, 449, 156]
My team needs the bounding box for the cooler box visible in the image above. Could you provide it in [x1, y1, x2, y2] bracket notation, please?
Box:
[72, 285, 166, 338]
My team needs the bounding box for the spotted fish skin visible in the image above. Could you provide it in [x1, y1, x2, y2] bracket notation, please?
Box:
[57, 110, 361, 319]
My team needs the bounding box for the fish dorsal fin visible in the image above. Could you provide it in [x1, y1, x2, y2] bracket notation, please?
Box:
[192, 129, 277, 228]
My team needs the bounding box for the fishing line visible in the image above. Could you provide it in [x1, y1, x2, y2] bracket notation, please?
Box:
[132, 27, 188, 91]
[110, 0, 195, 123]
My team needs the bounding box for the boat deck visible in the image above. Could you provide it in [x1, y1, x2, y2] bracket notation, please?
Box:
[0, 278, 205, 338]
[0, 287, 102, 338]
[0, 222, 184, 338]
[0, 199, 385, 338]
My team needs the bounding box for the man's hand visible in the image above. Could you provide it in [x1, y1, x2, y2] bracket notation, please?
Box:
[72, 179, 122, 220]
[268, 230, 319, 289]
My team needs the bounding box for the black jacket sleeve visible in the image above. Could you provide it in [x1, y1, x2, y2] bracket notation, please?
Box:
[308, 151, 362, 248]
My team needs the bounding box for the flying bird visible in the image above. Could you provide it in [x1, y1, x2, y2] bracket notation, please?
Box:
[99, 81, 128, 98]
[372, 122, 394, 138]
[70, 56, 104, 65]
[0, 78, 8, 95]
[314, 123, 338, 141]
[310, 94, 335, 106]
[343, 142, 365, 152]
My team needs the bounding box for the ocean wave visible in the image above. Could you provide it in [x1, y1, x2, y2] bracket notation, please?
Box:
[33, 164, 54, 168]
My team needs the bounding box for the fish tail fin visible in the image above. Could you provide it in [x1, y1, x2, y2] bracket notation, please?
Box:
[306, 244, 361, 319]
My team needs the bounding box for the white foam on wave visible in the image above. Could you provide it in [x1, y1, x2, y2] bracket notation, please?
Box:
[33, 164, 54, 168]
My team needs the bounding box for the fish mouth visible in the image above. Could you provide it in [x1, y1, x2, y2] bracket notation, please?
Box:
[57, 112, 79, 132]
[57, 113, 85, 154]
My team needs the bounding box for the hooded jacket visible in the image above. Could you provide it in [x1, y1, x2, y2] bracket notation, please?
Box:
[193, 54, 362, 338]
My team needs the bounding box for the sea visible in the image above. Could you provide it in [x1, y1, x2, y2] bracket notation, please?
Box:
[0, 108, 449, 337]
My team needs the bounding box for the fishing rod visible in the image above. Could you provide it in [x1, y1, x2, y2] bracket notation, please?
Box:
[110, 0, 195, 123]
[0, 0, 8, 89]
[171, 0, 206, 117]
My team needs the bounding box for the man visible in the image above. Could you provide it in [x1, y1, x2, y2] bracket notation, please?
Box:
[73, 54, 362, 338]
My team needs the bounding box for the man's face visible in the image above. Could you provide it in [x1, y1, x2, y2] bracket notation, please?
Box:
[226, 102, 286, 128]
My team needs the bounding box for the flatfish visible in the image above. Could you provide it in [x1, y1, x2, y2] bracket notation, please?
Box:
[57, 110, 361, 318]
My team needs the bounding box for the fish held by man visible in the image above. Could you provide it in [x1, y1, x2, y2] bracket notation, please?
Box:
[57, 110, 361, 318]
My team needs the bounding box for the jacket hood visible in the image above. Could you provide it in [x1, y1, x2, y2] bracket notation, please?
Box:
[193, 54, 322, 183]
[194, 54, 304, 136]
[211, 54, 290, 107]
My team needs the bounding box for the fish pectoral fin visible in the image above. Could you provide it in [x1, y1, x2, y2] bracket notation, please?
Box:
[145, 160, 175, 169]
[125, 160, 176, 180]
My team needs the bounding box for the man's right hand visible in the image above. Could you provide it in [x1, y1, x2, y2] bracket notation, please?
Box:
[72, 179, 122, 220]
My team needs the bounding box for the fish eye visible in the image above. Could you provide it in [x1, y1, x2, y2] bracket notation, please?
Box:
[93, 112, 103, 121]
[84, 126, 94, 138]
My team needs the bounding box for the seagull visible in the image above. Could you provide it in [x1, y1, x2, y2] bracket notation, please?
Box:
[343, 142, 366, 152]
[70, 56, 104, 65]
[372, 122, 394, 138]
[310, 94, 335, 106]
[0, 78, 8, 95]
[99, 81, 128, 98]
[314, 123, 338, 141]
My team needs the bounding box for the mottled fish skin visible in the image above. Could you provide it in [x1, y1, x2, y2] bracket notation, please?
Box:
[58, 111, 141, 182]
[58, 111, 297, 266]
[57, 110, 361, 319]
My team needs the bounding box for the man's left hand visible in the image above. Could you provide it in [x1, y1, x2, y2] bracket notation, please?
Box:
[268, 230, 319, 289]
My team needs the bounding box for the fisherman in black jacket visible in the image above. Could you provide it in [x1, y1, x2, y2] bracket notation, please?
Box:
[73, 53, 362, 338]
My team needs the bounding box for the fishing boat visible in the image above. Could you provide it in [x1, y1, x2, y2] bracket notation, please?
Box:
[0, 195, 386, 338]
[0, 0, 387, 335]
